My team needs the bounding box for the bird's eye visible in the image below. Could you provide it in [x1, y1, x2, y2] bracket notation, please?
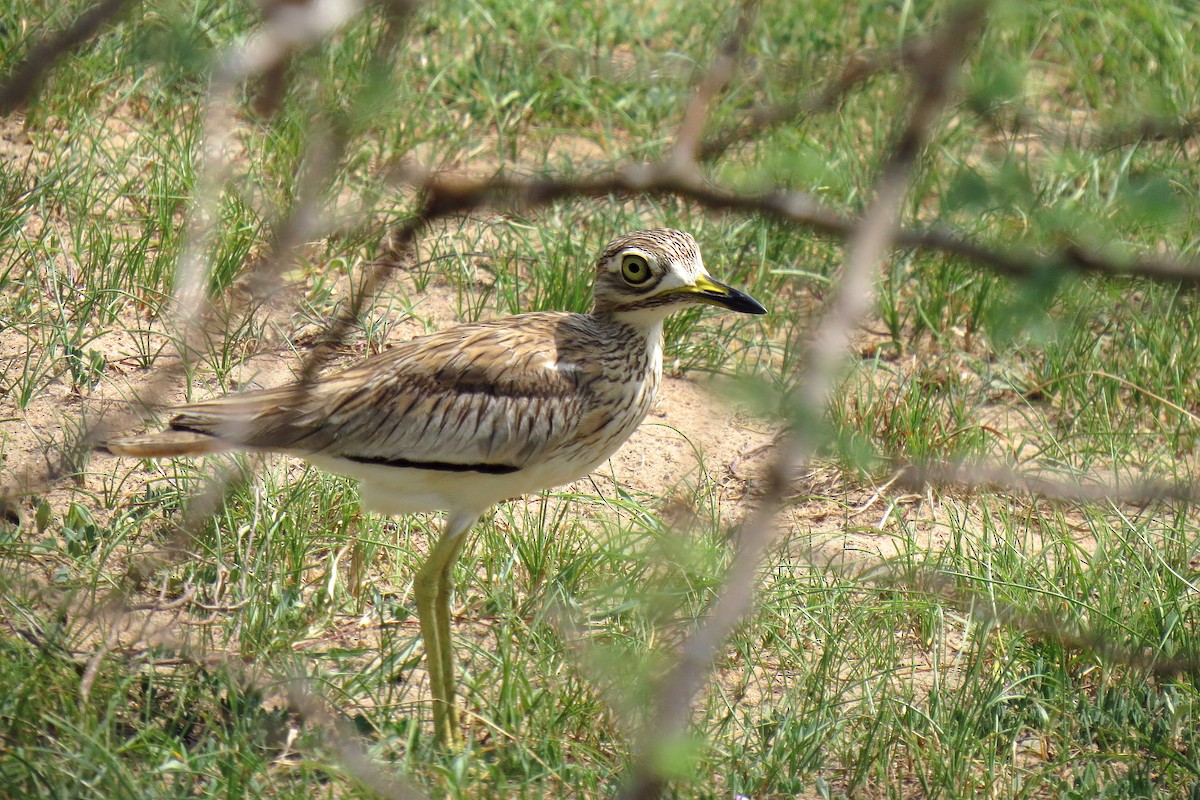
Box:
[620, 253, 651, 285]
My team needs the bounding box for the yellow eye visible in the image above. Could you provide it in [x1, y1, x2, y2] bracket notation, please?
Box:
[620, 253, 651, 284]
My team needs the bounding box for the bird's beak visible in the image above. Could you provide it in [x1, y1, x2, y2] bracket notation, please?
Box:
[677, 274, 768, 315]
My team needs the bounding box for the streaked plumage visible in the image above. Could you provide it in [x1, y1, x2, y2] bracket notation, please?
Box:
[101, 228, 767, 745]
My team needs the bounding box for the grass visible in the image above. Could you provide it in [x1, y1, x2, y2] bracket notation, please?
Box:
[4, 0, 1200, 796]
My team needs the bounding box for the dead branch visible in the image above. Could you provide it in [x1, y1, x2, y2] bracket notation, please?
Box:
[8, 1, 1200, 793]
[9, 3, 1200, 509]
[671, 0, 760, 170]
[0, 0, 385, 502]
[856, 566, 1200, 677]
[697, 39, 919, 162]
[147, 631, 429, 800]
[616, 3, 990, 798]
[0, 0, 138, 114]
[895, 460, 1200, 507]
[974, 100, 1200, 153]
[373, 166, 1200, 294]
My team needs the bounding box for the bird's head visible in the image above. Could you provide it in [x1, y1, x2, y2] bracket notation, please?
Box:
[591, 228, 767, 326]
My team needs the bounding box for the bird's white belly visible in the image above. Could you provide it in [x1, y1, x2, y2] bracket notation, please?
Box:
[303, 354, 661, 519]
[306, 450, 613, 517]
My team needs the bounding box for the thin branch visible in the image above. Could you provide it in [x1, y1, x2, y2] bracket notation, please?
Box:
[9, 4, 1200, 792]
[282, 676, 428, 800]
[895, 460, 1200, 507]
[670, 0, 760, 169]
[1099, 113, 1200, 149]
[136, 630, 429, 800]
[616, 3, 989, 798]
[822, 564, 1200, 677]
[11, 4, 1200, 508]
[97, 0, 428, 603]
[0, 0, 138, 114]
[697, 42, 914, 162]
[378, 166, 1200, 294]
[0, 0, 379, 503]
[973, 99, 1200, 153]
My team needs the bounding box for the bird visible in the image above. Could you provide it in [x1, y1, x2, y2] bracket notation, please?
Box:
[99, 228, 767, 745]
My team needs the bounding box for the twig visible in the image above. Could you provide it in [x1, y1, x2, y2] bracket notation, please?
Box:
[868, 568, 1200, 677]
[0, 0, 376, 502]
[895, 460, 1200, 507]
[973, 100, 1200, 153]
[697, 41, 915, 162]
[78, 616, 123, 705]
[11, 3, 1200, 508]
[282, 676, 428, 799]
[371, 165, 1200, 294]
[136, 630, 429, 800]
[0, 0, 138, 114]
[670, 0, 760, 170]
[1099, 113, 1200, 149]
[9, 3, 1200, 792]
[616, 2, 989, 797]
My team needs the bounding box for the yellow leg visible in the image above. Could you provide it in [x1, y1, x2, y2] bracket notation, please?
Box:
[413, 510, 479, 746]
[435, 532, 468, 730]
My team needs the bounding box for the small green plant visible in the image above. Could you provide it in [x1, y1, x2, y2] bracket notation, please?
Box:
[62, 502, 101, 559]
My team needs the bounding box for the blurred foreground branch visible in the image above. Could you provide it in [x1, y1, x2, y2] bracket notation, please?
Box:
[896, 460, 1200, 508]
[617, 2, 989, 798]
[861, 567, 1200, 678]
[0, 0, 137, 114]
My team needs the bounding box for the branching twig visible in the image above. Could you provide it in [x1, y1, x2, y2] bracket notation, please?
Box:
[616, 3, 989, 797]
[138, 631, 428, 800]
[10, 1, 1200, 793]
[1099, 113, 1200, 149]
[10, 4, 1200, 509]
[670, 0, 760, 170]
[0, 0, 138, 114]
[849, 566, 1200, 677]
[0, 0, 379, 502]
[697, 41, 917, 162]
[371, 167, 1200, 294]
[974, 100, 1200, 153]
[282, 676, 427, 799]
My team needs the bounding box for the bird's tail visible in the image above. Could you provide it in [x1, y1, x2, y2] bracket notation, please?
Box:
[97, 431, 232, 458]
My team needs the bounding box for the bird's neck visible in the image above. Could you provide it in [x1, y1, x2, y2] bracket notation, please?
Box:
[637, 320, 664, 376]
[591, 311, 663, 343]
[588, 312, 664, 373]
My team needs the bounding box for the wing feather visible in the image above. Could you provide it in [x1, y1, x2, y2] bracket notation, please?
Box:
[165, 313, 597, 471]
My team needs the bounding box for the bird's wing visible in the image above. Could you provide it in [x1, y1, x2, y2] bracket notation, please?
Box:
[165, 314, 596, 471]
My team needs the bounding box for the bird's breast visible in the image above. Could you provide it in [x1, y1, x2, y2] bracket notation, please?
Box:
[560, 346, 662, 470]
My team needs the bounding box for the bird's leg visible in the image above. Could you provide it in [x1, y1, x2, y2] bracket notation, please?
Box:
[414, 559, 450, 744]
[414, 510, 480, 746]
[435, 528, 469, 727]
